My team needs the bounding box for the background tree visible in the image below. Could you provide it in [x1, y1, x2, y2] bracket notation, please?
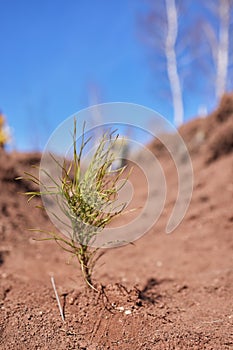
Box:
[201, 0, 233, 101]
[139, 0, 233, 124]
[164, 0, 183, 126]
[139, 0, 192, 126]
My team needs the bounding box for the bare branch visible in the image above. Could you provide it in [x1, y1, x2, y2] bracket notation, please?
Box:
[203, 21, 218, 62]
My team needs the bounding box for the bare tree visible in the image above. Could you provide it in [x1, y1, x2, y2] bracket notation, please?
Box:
[139, 0, 233, 121]
[215, 0, 232, 99]
[139, 0, 189, 126]
[165, 0, 184, 126]
[200, 0, 233, 100]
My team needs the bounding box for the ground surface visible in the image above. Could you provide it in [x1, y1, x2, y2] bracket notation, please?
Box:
[0, 94, 232, 349]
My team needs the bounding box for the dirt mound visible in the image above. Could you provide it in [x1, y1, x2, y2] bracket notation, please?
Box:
[149, 93, 233, 164]
[207, 117, 233, 162]
[179, 92, 233, 162]
[0, 98, 233, 349]
[214, 93, 233, 123]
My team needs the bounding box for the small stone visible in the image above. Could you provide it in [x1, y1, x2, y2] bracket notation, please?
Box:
[117, 306, 124, 312]
[124, 310, 131, 315]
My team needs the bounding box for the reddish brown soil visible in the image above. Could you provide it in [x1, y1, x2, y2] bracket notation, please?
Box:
[0, 94, 233, 349]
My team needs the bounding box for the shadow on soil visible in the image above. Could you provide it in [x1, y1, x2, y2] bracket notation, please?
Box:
[139, 277, 173, 304]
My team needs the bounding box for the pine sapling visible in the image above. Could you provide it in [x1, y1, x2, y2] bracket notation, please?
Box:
[18, 120, 131, 290]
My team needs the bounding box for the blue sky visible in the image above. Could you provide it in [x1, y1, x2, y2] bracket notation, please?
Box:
[0, 0, 224, 151]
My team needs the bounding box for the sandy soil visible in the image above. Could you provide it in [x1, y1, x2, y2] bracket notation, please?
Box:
[0, 94, 232, 349]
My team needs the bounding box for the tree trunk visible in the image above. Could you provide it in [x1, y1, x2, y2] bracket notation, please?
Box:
[216, 0, 230, 100]
[165, 0, 184, 126]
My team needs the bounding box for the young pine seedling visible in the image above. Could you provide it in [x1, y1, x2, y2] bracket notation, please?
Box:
[20, 120, 131, 291]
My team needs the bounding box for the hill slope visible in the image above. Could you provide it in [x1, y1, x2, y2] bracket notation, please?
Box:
[0, 95, 232, 349]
